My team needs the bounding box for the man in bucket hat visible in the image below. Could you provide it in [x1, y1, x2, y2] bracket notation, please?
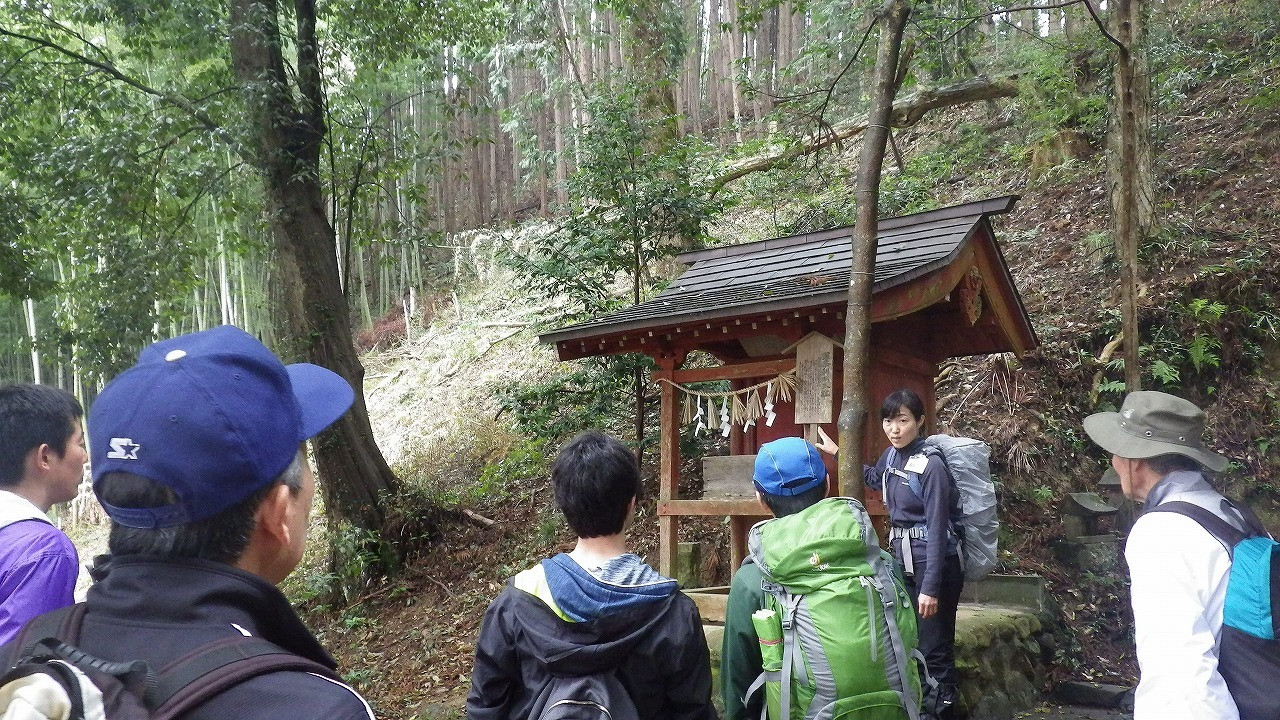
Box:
[0, 325, 375, 719]
[1084, 390, 1246, 720]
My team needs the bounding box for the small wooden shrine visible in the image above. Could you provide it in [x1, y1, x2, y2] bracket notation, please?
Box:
[539, 196, 1038, 578]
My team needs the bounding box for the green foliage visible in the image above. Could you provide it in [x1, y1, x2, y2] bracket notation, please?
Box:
[330, 521, 385, 604]
[395, 412, 549, 509]
[997, 34, 1108, 146]
[503, 83, 722, 318]
[1149, 360, 1180, 387]
[1097, 379, 1127, 396]
[477, 438, 551, 500]
[880, 149, 958, 217]
[1244, 86, 1280, 110]
[1150, 0, 1277, 102]
[535, 512, 565, 545]
[0, 0, 504, 385]
[495, 357, 646, 441]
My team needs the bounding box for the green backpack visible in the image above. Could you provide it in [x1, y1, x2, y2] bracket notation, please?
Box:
[744, 497, 924, 720]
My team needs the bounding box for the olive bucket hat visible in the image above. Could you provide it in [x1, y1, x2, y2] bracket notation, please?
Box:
[1083, 390, 1228, 472]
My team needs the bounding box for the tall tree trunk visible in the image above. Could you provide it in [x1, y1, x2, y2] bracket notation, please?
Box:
[228, 0, 399, 537]
[1108, 0, 1152, 391]
[729, 0, 744, 142]
[838, 0, 910, 498]
[24, 298, 40, 384]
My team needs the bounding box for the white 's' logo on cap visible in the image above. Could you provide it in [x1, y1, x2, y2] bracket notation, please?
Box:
[107, 438, 140, 460]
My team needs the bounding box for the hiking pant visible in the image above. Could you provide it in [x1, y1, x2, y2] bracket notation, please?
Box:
[899, 553, 964, 717]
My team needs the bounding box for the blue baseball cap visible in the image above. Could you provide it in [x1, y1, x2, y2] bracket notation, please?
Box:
[90, 325, 355, 528]
[753, 437, 827, 497]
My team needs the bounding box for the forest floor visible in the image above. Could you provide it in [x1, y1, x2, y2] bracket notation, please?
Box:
[299, 56, 1279, 718]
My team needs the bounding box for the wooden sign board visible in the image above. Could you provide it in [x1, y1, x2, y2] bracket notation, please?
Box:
[794, 332, 835, 424]
[702, 455, 758, 499]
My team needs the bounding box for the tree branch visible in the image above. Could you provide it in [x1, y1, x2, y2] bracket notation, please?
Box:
[1080, 0, 1126, 50]
[709, 74, 1021, 194]
[924, 0, 1085, 22]
[0, 27, 227, 138]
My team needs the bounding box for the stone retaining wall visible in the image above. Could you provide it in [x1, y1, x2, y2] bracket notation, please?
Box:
[953, 605, 1048, 720]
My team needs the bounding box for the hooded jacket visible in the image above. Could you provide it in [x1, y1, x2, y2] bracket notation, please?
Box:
[0, 555, 374, 720]
[466, 553, 715, 720]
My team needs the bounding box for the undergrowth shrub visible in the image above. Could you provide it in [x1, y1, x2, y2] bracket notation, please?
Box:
[394, 414, 548, 509]
[495, 355, 650, 444]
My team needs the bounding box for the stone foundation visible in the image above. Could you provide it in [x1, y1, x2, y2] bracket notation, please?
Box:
[953, 605, 1046, 720]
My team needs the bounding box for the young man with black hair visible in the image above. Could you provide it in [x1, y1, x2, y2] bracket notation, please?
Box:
[0, 383, 86, 645]
[467, 430, 716, 720]
[0, 325, 375, 719]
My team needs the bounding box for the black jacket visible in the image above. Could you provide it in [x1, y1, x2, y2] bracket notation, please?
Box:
[0, 555, 374, 720]
[466, 581, 715, 720]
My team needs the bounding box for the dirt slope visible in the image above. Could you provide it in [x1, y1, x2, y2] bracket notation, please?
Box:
[311, 49, 1280, 719]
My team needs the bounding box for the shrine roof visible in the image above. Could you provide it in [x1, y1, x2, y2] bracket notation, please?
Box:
[541, 195, 1025, 351]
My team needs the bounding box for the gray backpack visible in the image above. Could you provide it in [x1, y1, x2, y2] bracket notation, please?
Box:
[921, 434, 999, 581]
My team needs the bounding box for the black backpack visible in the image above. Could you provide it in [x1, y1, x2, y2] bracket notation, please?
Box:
[531, 672, 640, 720]
[0, 603, 341, 720]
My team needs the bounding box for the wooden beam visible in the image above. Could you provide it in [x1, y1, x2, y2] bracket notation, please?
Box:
[874, 344, 936, 378]
[869, 244, 975, 323]
[971, 227, 1038, 356]
[659, 499, 769, 516]
[658, 356, 680, 577]
[731, 516, 760, 571]
[653, 357, 796, 384]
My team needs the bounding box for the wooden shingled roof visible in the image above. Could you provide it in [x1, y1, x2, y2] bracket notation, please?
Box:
[541, 195, 1037, 360]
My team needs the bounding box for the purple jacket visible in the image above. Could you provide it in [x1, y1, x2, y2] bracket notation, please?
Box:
[0, 492, 78, 645]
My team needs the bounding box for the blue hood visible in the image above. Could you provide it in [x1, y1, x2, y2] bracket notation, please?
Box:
[541, 553, 678, 622]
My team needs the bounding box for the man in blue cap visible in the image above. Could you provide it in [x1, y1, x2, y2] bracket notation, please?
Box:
[0, 325, 375, 719]
[720, 437, 923, 720]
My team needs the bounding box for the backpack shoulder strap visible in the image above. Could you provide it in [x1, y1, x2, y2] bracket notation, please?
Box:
[8, 602, 87, 665]
[151, 635, 342, 720]
[1149, 501, 1248, 555]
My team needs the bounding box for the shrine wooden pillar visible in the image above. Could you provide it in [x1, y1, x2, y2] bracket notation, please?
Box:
[657, 355, 680, 577]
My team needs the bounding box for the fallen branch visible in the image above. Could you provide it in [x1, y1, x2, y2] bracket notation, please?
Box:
[1090, 332, 1126, 404]
[473, 329, 523, 361]
[462, 508, 498, 528]
[710, 74, 1021, 195]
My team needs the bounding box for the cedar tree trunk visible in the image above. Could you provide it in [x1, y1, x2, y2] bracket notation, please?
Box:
[1109, 0, 1153, 391]
[837, 0, 911, 498]
[229, 0, 399, 534]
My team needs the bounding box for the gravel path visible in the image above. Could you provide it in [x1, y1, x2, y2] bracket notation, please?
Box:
[1015, 703, 1133, 719]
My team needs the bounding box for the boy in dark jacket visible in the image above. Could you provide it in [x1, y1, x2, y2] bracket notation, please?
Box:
[466, 431, 715, 720]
